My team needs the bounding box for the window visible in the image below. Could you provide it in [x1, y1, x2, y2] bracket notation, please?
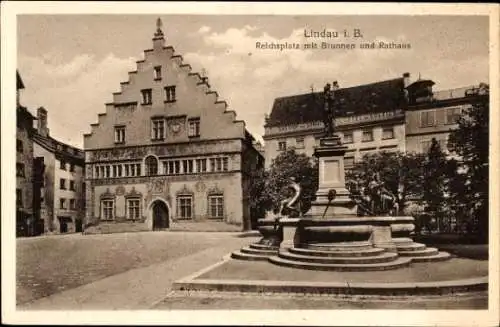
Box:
[188, 118, 200, 137]
[145, 156, 158, 176]
[165, 86, 176, 102]
[70, 199, 76, 210]
[60, 178, 66, 190]
[127, 198, 141, 220]
[136, 164, 141, 176]
[209, 195, 224, 219]
[112, 164, 123, 177]
[222, 157, 229, 171]
[210, 157, 229, 172]
[382, 127, 394, 140]
[16, 189, 22, 207]
[177, 195, 193, 219]
[105, 166, 111, 178]
[167, 160, 181, 175]
[69, 180, 75, 191]
[183, 159, 194, 174]
[70, 163, 75, 172]
[196, 158, 207, 173]
[101, 200, 114, 220]
[17, 139, 23, 153]
[151, 118, 165, 140]
[153, 66, 162, 80]
[420, 110, 435, 127]
[295, 137, 305, 149]
[445, 107, 462, 125]
[278, 141, 287, 151]
[16, 163, 25, 177]
[114, 126, 126, 144]
[60, 160, 66, 170]
[141, 89, 152, 105]
[362, 130, 373, 142]
[343, 132, 354, 144]
[60, 198, 66, 209]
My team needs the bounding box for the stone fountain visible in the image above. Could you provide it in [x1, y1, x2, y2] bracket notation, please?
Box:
[232, 82, 450, 271]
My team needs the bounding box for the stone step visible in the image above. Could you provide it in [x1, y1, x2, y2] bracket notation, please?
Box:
[398, 247, 439, 257]
[278, 249, 399, 264]
[249, 243, 279, 251]
[408, 251, 452, 263]
[396, 243, 427, 251]
[268, 255, 412, 272]
[230, 251, 270, 261]
[240, 246, 278, 255]
[392, 237, 414, 245]
[304, 241, 372, 251]
[289, 246, 386, 257]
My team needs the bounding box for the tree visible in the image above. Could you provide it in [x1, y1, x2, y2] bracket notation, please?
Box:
[251, 149, 319, 217]
[422, 138, 448, 232]
[447, 85, 489, 241]
[248, 167, 271, 227]
[346, 151, 426, 212]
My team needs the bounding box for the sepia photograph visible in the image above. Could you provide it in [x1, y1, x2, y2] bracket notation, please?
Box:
[2, 2, 499, 326]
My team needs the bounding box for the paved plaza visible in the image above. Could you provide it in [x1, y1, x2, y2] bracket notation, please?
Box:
[16, 231, 488, 310]
[17, 231, 257, 309]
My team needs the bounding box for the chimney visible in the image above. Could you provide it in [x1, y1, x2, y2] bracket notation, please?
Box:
[37, 107, 49, 137]
[403, 72, 411, 88]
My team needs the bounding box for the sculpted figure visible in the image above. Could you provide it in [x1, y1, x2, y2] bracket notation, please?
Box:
[278, 177, 302, 218]
[323, 82, 338, 137]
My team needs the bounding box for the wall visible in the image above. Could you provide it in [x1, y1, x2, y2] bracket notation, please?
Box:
[91, 173, 244, 227]
[264, 120, 406, 169]
[84, 36, 245, 150]
[34, 141, 85, 234]
[16, 119, 33, 216]
[405, 103, 471, 153]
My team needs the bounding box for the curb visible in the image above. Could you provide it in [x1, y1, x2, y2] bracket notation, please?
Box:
[173, 276, 488, 296]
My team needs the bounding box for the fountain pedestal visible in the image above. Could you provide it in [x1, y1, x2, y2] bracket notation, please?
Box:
[308, 136, 357, 217]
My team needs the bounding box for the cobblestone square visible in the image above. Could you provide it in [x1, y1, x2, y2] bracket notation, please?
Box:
[16, 231, 255, 307]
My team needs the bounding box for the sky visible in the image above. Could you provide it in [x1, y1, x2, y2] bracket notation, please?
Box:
[17, 15, 489, 148]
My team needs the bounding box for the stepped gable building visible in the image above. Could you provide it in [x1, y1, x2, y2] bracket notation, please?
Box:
[263, 73, 487, 168]
[83, 19, 263, 232]
[264, 74, 409, 169]
[16, 71, 37, 237]
[32, 107, 85, 234]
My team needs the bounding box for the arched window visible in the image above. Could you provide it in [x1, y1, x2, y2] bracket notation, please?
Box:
[145, 156, 158, 176]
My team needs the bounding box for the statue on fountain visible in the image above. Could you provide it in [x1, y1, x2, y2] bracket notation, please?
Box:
[258, 177, 302, 247]
[349, 173, 399, 216]
[323, 81, 340, 137]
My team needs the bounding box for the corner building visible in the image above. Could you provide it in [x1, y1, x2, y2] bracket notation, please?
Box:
[84, 22, 263, 232]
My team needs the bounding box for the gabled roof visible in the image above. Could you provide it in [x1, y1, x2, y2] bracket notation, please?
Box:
[266, 77, 406, 127]
[33, 132, 85, 162]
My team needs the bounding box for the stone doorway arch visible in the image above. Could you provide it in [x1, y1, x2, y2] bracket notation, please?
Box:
[150, 199, 170, 230]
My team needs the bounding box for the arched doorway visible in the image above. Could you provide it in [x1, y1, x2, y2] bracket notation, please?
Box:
[152, 200, 169, 230]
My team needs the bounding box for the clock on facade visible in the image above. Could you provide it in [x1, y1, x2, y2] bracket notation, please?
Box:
[171, 122, 182, 134]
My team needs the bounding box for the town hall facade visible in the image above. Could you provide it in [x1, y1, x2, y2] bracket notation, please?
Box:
[83, 20, 263, 232]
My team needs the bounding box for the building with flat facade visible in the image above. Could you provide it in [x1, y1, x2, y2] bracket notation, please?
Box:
[263, 73, 487, 167]
[16, 71, 38, 237]
[83, 20, 263, 232]
[404, 82, 488, 155]
[32, 107, 86, 234]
